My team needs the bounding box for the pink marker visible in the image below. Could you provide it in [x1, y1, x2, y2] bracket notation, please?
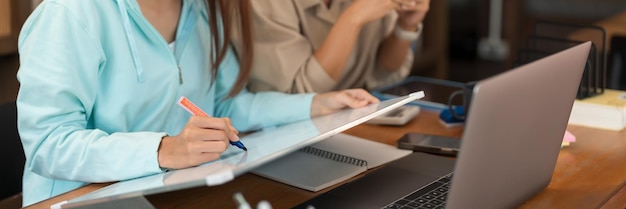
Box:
[177, 96, 247, 151]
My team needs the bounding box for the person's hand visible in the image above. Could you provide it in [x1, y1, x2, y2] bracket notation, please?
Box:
[157, 116, 239, 169]
[342, 0, 397, 27]
[311, 89, 380, 117]
[394, 0, 430, 31]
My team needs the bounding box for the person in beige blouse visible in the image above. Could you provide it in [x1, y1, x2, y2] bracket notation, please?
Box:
[233, 0, 430, 93]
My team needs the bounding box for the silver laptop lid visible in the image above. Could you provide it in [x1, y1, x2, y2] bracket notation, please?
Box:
[446, 42, 591, 209]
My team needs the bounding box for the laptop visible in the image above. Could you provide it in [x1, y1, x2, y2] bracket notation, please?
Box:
[55, 92, 424, 208]
[296, 42, 592, 209]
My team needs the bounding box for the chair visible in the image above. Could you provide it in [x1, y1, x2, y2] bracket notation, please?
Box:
[0, 101, 24, 208]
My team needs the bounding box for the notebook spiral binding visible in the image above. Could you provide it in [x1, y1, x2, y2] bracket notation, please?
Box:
[300, 146, 368, 167]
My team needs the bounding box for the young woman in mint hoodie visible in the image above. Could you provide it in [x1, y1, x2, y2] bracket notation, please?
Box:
[16, 0, 378, 206]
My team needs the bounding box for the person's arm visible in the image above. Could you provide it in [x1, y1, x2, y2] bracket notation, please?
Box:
[245, 0, 396, 93]
[213, 48, 379, 130]
[213, 47, 315, 130]
[313, 0, 399, 81]
[311, 12, 362, 81]
[376, 23, 420, 71]
[377, 0, 429, 71]
[17, 3, 165, 182]
[243, 0, 333, 93]
[364, 12, 414, 89]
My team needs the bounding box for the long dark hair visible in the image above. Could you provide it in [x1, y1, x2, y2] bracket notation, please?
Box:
[206, 0, 252, 97]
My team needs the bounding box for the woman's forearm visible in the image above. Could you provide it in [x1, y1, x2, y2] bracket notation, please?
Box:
[313, 11, 363, 81]
[376, 24, 418, 71]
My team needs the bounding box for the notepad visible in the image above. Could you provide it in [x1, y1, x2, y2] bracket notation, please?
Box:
[252, 134, 412, 192]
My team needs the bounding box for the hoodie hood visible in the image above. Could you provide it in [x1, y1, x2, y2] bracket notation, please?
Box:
[115, 0, 198, 83]
[116, 0, 145, 82]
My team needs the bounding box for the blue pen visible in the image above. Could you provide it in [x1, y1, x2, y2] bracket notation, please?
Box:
[177, 96, 248, 151]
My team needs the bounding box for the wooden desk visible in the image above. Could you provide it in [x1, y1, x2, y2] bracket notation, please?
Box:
[27, 111, 626, 209]
[601, 182, 626, 209]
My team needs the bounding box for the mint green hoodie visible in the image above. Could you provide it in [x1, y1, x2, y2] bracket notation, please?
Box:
[17, 0, 314, 206]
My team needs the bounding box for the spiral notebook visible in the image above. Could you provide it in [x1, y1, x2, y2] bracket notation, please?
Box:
[252, 134, 412, 192]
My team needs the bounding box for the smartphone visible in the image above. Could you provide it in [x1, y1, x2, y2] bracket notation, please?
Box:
[397, 133, 461, 156]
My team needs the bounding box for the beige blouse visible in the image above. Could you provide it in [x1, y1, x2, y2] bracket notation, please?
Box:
[233, 0, 414, 93]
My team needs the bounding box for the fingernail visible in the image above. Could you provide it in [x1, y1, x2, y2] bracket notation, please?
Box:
[232, 134, 240, 141]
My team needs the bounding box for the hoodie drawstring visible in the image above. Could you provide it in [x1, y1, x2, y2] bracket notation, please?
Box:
[116, 0, 145, 83]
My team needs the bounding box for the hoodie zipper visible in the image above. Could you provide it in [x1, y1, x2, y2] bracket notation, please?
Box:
[172, 1, 197, 85]
[178, 65, 183, 84]
[118, 0, 196, 85]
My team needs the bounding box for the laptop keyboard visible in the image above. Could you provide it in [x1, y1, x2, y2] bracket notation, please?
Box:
[382, 173, 453, 209]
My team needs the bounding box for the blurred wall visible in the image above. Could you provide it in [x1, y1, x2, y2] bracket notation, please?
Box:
[0, 0, 10, 37]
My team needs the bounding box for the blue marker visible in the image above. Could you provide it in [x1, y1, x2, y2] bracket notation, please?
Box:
[230, 141, 248, 151]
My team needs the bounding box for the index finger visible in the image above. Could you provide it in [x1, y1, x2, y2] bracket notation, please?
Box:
[190, 116, 239, 141]
[178, 96, 239, 140]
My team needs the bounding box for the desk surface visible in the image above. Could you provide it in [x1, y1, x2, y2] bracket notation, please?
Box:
[27, 110, 626, 209]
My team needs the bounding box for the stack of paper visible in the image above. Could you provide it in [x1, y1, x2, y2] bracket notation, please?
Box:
[568, 89, 626, 131]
